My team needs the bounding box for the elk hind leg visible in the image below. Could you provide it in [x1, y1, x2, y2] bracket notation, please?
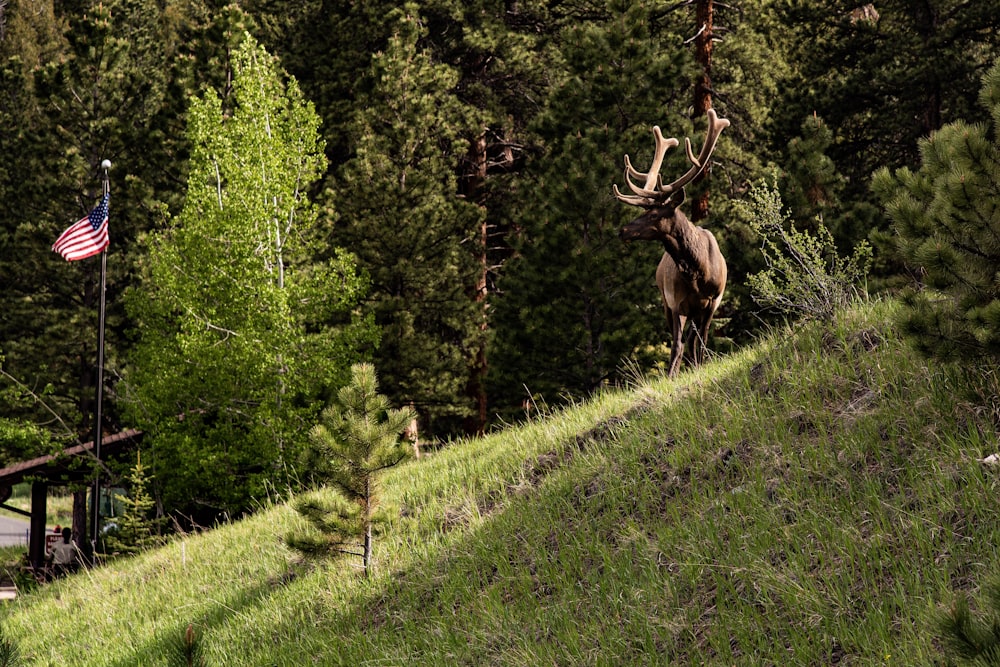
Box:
[689, 309, 716, 366]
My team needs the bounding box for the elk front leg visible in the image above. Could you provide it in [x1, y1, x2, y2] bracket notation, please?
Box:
[668, 312, 687, 377]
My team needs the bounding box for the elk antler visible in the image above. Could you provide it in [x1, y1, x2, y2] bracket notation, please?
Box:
[613, 109, 730, 207]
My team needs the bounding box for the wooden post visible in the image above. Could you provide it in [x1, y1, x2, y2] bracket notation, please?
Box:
[29, 480, 48, 568]
[72, 489, 90, 562]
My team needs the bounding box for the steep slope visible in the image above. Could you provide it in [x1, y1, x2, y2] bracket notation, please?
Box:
[5, 300, 998, 665]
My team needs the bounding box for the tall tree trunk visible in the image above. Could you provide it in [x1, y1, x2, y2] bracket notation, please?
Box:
[692, 0, 714, 223]
[462, 132, 489, 436]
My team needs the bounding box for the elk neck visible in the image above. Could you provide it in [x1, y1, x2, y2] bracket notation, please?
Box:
[659, 214, 710, 279]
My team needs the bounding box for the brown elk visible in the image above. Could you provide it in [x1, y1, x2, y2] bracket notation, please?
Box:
[613, 109, 730, 377]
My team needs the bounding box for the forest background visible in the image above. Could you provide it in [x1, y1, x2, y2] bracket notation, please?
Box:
[1, 0, 997, 522]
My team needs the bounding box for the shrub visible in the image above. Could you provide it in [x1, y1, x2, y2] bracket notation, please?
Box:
[737, 179, 872, 320]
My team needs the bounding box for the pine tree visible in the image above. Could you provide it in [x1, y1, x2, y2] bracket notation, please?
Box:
[103, 452, 162, 556]
[937, 578, 1000, 665]
[166, 624, 206, 667]
[779, 114, 845, 228]
[489, 0, 693, 409]
[285, 363, 414, 578]
[0, 0, 185, 434]
[0, 624, 21, 667]
[249, 0, 553, 435]
[872, 58, 1000, 363]
[769, 0, 1000, 266]
[334, 7, 485, 435]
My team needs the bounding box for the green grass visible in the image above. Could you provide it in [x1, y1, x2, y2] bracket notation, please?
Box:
[3, 299, 999, 665]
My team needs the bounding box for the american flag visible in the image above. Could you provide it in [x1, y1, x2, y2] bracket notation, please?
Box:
[52, 194, 110, 261]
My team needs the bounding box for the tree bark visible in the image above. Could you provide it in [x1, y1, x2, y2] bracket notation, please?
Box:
[462, 132, 489, 436]
[363, 519, 372, 579]
[692, 0, 714, 223]
[362, 476, 372, 578]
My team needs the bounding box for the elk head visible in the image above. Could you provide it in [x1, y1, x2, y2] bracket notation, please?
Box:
[613, 109, 730, 376]
[614, 109, 730, 240]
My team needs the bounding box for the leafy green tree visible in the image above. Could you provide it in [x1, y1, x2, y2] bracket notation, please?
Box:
[872, 59, 1000, 363]
[286, 363, 414, 578]
[126, 34, 375, 520]
[0, 417, 58, 468]
[334, 7, 485, 435]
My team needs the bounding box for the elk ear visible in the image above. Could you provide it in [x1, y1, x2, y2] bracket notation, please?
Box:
[669, 188, 686, 209]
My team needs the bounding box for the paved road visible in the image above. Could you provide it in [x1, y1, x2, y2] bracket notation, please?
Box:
[0, 515, 30, 547]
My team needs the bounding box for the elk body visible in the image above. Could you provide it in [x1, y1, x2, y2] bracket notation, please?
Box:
[614, 109, 730, 376]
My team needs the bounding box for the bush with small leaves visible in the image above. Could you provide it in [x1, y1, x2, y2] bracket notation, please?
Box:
[737, 179, 872, 321]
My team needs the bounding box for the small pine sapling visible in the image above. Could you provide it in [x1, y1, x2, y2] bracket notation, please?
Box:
[0, 624, 21, 667]
[937, 579, 1000, 666]
[103, 452, 163, 556]
[286, 363, 415, 577]
[166, 624, 206, 667]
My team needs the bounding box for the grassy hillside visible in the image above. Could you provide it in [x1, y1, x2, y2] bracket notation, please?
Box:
[3, 300, 999, 665]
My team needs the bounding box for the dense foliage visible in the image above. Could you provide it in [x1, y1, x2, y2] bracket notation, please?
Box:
[874, 60, 1000, 363]
[125, 36, 374, 517]
[3, 0, 1000, 518]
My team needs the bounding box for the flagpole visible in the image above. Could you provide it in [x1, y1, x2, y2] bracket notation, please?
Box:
[90, 159, 111, 556]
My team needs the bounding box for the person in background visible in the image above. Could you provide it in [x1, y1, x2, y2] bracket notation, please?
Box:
[46, 526, 80, 577]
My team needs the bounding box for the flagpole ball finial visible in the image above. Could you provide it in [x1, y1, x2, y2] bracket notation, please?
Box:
[101, 159, 111, 170]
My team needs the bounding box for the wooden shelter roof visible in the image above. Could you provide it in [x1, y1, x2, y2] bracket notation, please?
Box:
[0, 429, 142, 487]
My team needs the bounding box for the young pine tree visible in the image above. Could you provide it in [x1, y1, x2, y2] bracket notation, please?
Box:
[937, 579, 1000, 666]
[873, 58, 1000, 363]
[103, 452, 162, 556]
[286, 364, 414, 578]
[166, 624, 206, 667]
